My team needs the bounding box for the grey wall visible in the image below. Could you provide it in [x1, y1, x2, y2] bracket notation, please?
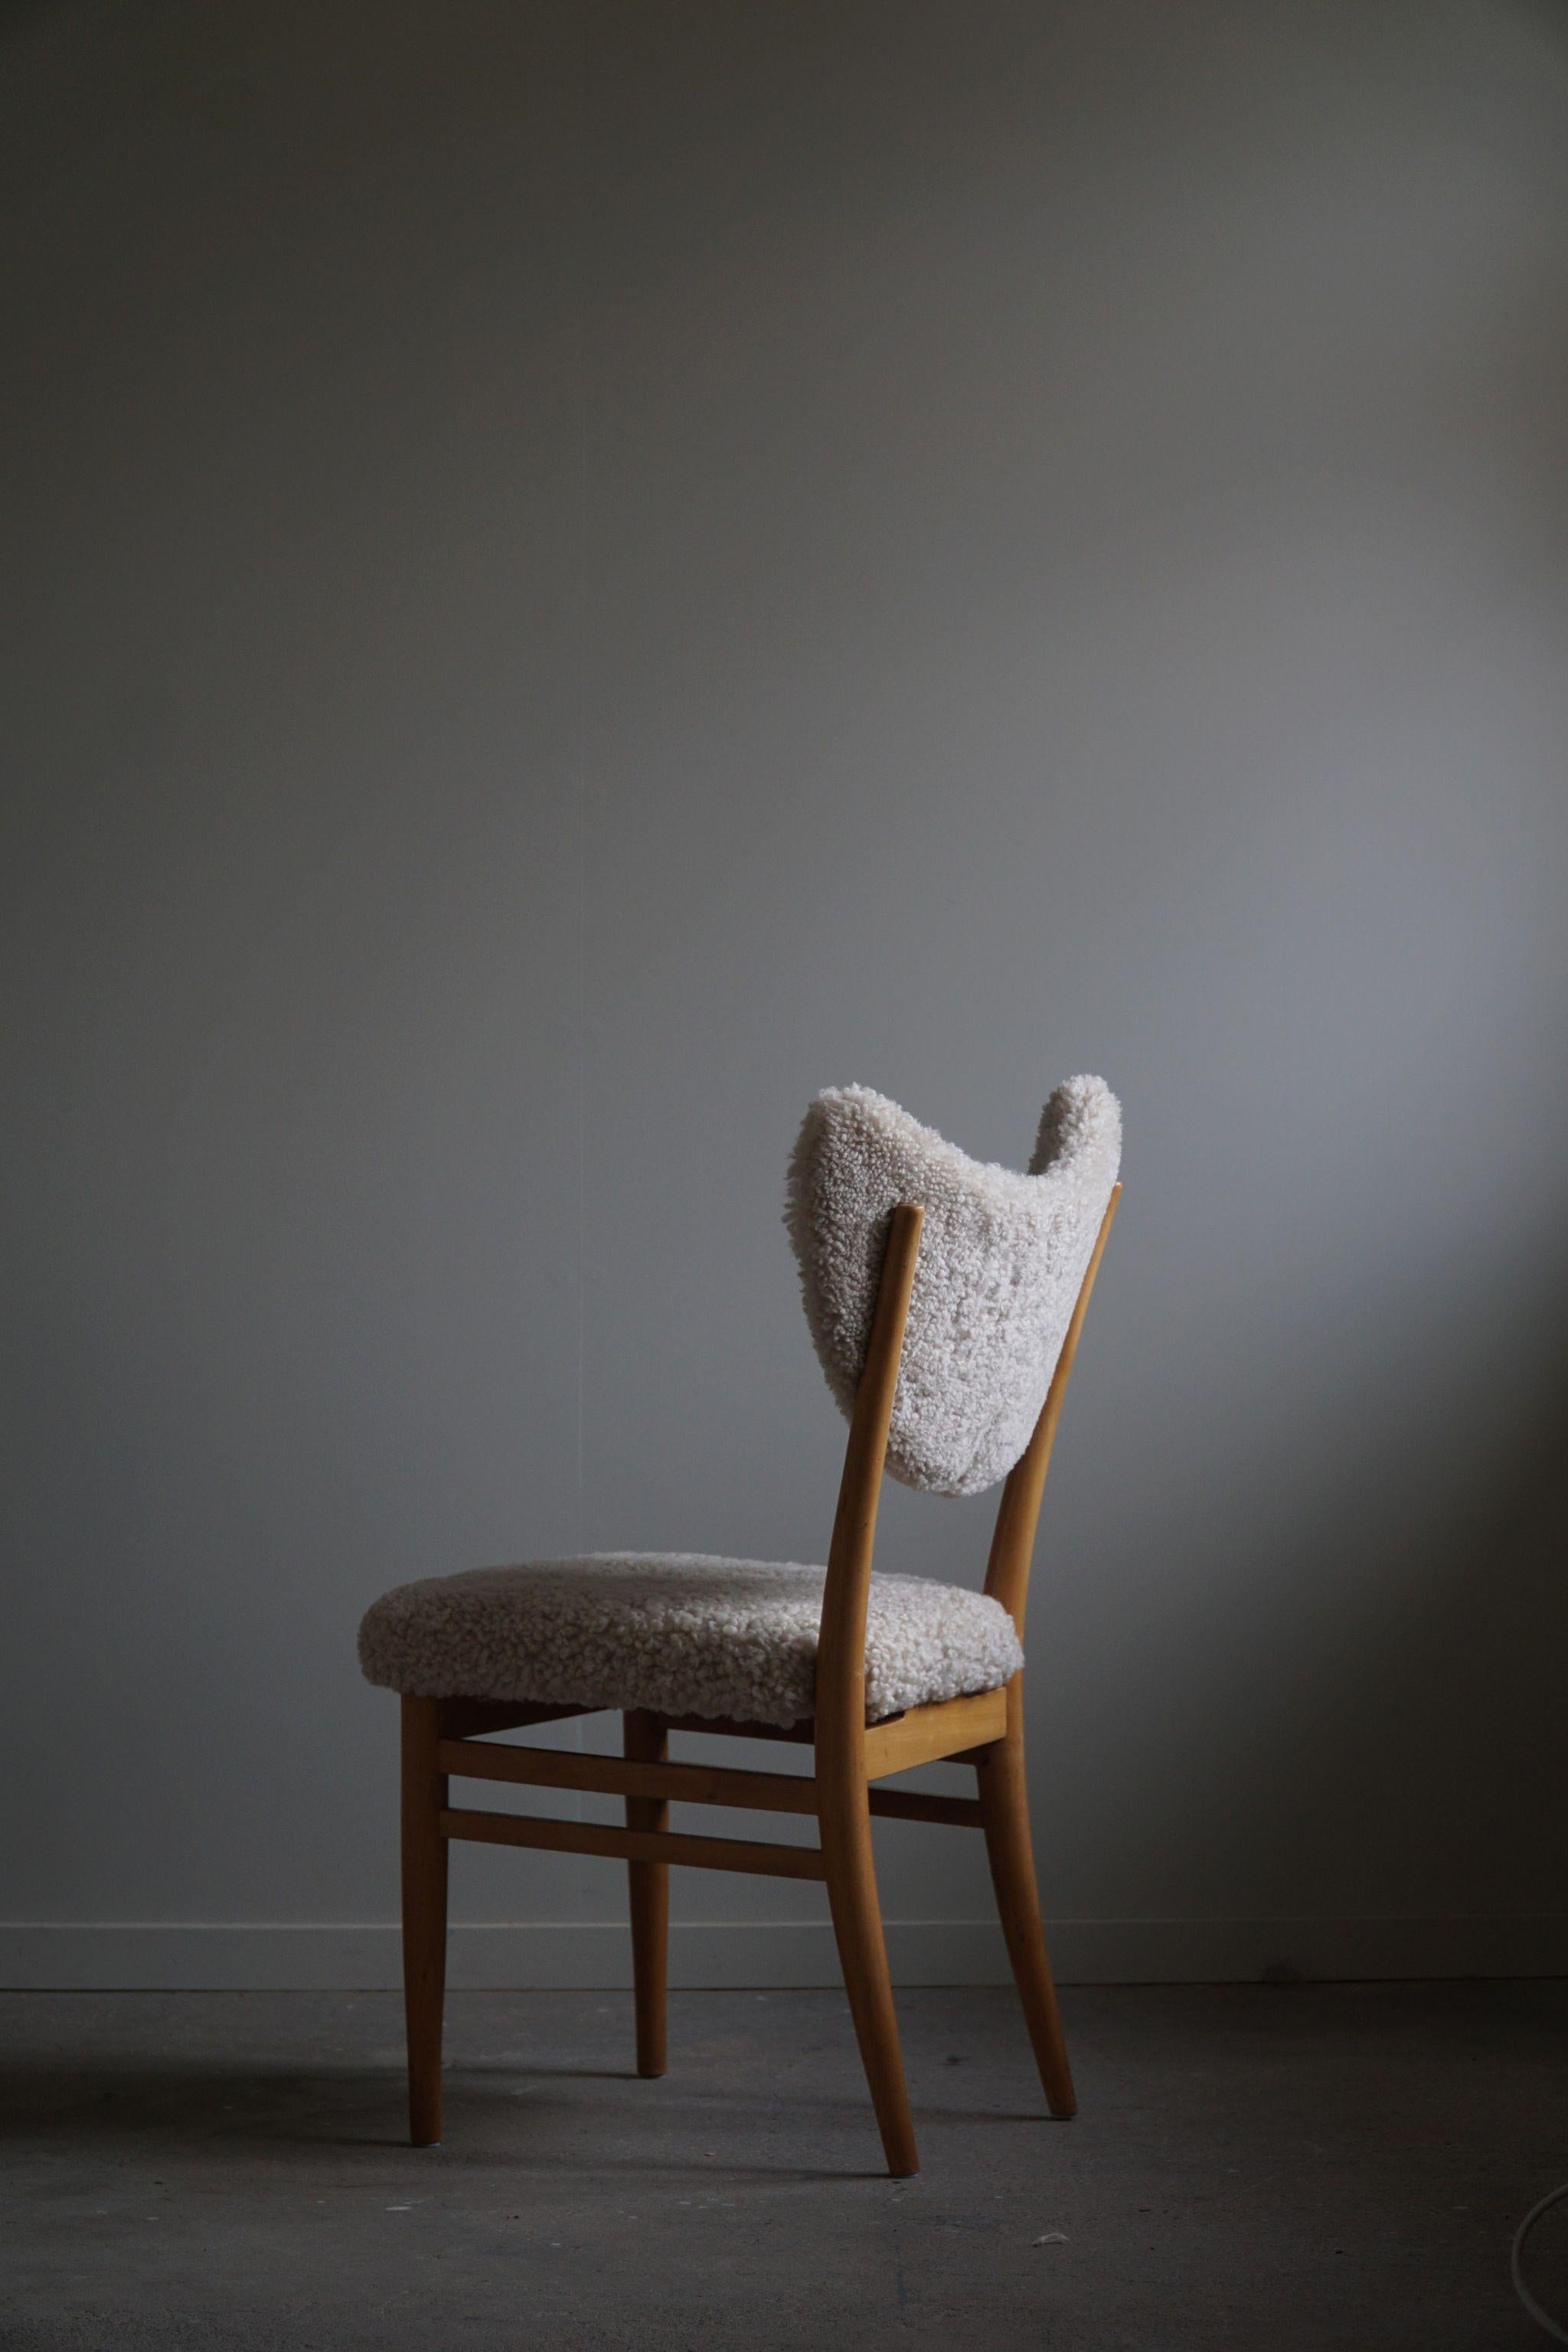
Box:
[4, 0, 1566, 1991]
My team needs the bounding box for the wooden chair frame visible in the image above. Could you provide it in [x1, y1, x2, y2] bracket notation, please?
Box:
[400, 1184, 1120, 2176]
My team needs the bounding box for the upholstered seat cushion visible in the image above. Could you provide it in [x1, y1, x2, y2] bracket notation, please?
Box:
[358, 1553, 1024, 1729]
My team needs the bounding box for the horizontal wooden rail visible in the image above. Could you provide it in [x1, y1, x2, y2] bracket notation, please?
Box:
[660, 1712, 815, 1745]
[439, 1805, 828, 1880]
[431, 1695, 1004, 1776]
[870, 1786, 982, 1829]
[438, 1737, 815, 1815]
[441, 1699, 591, 1740]
[863, 1687, 1006, 1779]
[437, 1739, 985, 1830]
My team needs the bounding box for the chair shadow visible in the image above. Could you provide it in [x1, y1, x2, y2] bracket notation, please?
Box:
[0, 2056, 892, 2179]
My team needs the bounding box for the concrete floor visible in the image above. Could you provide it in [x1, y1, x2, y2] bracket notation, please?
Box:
[2, 1982, 1566, 2350]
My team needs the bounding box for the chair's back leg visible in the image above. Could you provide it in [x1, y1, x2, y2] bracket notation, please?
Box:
[817, 1751, 920, 2177]
[624, 1709, 670, 2079]
[400, 1696, 449, 2145]
[975, 1187, 1118, 2118]
[976, 1678, 1076, 2118]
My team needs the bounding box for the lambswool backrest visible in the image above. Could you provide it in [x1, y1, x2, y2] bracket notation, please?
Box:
[786, 1079, 1122, 1498]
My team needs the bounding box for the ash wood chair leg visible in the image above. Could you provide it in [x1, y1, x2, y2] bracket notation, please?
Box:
[624, 1710, 669, 2079]
[818, 1766, 919, 2177]
[400, 1696, 449, 2146]
[977, 1681, 1076, 2119]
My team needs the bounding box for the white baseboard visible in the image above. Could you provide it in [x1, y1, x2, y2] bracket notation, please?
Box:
[3, 1915, 1565, 1991]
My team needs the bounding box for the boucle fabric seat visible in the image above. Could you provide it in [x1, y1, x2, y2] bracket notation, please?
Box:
[358, 1553, 1025, 1729]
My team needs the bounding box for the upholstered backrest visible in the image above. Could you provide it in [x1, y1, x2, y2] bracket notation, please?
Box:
[786, 1078, 1122, 1497]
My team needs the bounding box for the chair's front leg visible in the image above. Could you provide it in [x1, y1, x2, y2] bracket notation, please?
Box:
[811, 1200, 924, 2177]
[624, 1709, 669, 2078]
[817, 1746, 919, 2177]
[400, 1696, 449, 2145]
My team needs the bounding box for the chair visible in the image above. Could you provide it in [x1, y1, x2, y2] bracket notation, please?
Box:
[359, 1077, 1122, 2176]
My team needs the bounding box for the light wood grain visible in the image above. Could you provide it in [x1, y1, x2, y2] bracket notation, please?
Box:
[972, 1183, 1120, 2120]
[440, 1805, 826, 1880]
[436, 1733, 983, 1828]
[861, 1687, 1007, 1780]
[815, 1204, 925, 2179]
[984, 1183, 1120, 1637]
[978, 1677, 1076, 2117]
[436, 1738, 822, 1812]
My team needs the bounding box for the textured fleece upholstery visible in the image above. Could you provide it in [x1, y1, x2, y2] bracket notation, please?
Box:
[358, 1554, 1024, 1727]
[786, 1078, 1121, 1496]
[358, 1078, 1119, 1720]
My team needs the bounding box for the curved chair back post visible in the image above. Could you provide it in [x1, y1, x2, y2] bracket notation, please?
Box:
[983, 1182, 1121, 1639]
[814, 1202, 925, 1756]
[812, 1200, 926, 2177]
